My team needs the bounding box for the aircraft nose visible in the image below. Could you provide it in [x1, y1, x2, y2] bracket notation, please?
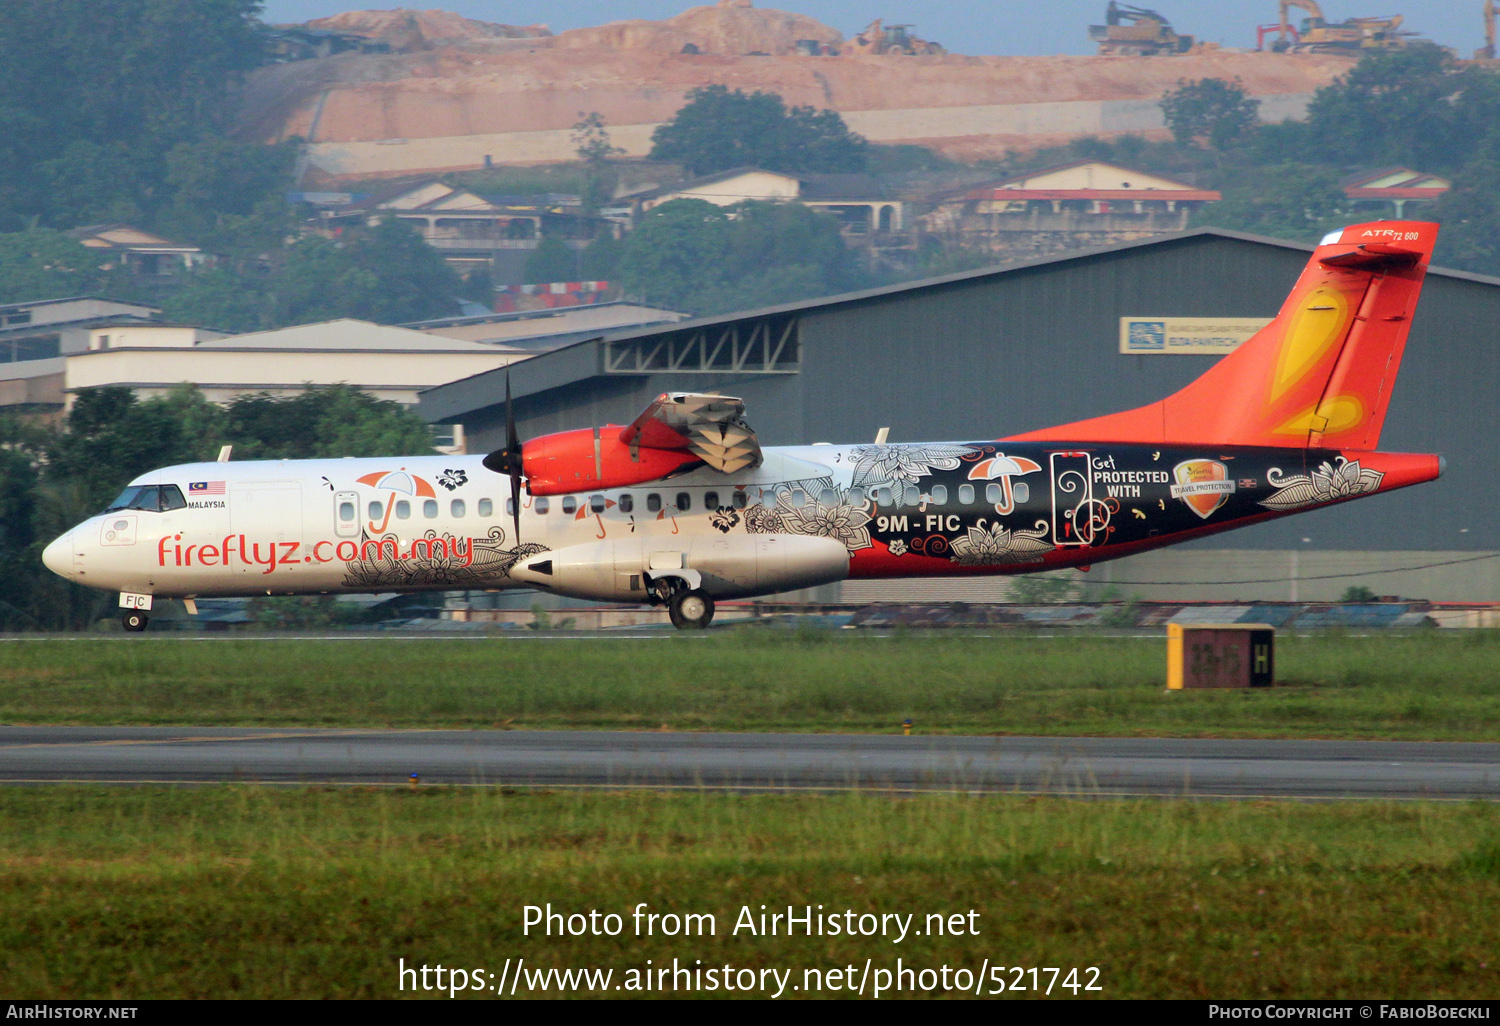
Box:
[41, 531, 73, 578]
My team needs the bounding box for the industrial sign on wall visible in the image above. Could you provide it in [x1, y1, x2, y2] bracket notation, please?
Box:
[1119, 317, 1274, 355]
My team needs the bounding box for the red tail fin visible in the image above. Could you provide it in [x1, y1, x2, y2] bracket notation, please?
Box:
[1009, 221, 1438, 449]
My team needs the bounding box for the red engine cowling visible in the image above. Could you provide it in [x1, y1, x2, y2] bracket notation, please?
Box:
[523, 426, 702, 496]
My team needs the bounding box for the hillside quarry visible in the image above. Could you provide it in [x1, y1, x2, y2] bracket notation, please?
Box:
[243, 1, 1354, 180]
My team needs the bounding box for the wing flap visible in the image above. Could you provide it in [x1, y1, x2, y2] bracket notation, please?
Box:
[621, 393, 764, 474]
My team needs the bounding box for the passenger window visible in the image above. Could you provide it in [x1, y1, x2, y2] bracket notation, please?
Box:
[395, 500, 411, 520]
[959, 483, 975, 504]
[819, 488, 837, 506]
[732, 491, 747, 509]
[705, 491, 719, 509]
[159, 485, 187, 511]
[929, 485, 947, 505]
[647, 494, 661, 513]
[589, 494, 605, 513]
[368, 501, 383, 520]
[848, 487, 865, 506]
[339, 501, 355, 522]
[903, 484, 920, 506]
[562, 496, 577, 514]
[423, 499, 438, 518]
[451, 499, 466, 518]
[619, 493, 634, 513]
[676, 492, 691, 512]
[506, 497, 515, 516]
[985, 483, 1002, 505]
[790, 489, 806, 507]
[535, 496, 550, 514]
[478, 498, 493, 517]
[873, 486, 891, 506]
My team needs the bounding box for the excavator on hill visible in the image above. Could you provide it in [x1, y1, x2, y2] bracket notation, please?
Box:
[847, 19, 945, 56]
[1257, 0, 1411, 53]
[1089, 2, 1195, 56]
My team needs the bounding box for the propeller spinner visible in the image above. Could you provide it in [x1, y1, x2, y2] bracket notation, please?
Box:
[481, 370, 524, 545]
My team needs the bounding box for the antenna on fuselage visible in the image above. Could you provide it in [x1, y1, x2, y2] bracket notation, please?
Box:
[481, 369, 524, 546]
[217, 445, 232, 462]
[874, 427, 890, 445]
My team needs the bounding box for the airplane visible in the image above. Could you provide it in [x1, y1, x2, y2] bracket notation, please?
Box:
[42, 220, 1445, 632]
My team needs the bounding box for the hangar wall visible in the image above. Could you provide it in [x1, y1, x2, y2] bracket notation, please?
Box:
[423, 229, 1500, 602]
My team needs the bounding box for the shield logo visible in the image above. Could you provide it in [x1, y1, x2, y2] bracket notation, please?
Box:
[1170, 459, 1236, 520]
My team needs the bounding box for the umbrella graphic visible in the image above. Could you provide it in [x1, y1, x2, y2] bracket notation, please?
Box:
[357, 470, 437, 533]
[967, 454, 1042, 515]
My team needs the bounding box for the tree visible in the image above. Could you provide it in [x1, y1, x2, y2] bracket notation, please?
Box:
[1299, 46, 1466, 170]
[524, 234, 579, 284]
[649, 85, 867, 176]
[573, 112, 623, 212]
[0, 230, 122, 304]
[1194, 163, 1347, 244]
[1159, 78, 1260, 150]
[1432, 160, 1500, 274]
[617, 198, 866, 315]
[0, 0, 266, 229]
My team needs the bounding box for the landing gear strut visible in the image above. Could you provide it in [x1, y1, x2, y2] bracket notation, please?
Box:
[668, 589, 715, 630]
[121, 612, 149, 632]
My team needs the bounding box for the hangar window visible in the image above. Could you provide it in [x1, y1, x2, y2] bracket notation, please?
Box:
[732, 491, 747, 509]
[647, 493, 661, 513]
[705, 491, 719, 509]
[929, 485, 947, 506]
[676, 492, 691, 512]
[478, 499, 493, 517]
[423, 499, 438, 518]
[368, 501, 382, 520]
[985, 483, 1002, 505]
[619, 493, 634, 514]
[590, 494, 606, 513]
[562, 496, 577, 514]
[903, 485, 919, 506]
[959, 484, 975, 505]
[395, 501, 411, 520]
[451, 499, 466, 518]
[536, 497, 550, 514]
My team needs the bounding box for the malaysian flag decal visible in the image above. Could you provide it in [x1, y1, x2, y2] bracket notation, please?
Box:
[189, 481, 226, 495]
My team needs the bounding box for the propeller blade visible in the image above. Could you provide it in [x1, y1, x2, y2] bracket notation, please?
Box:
[481, 369, 525, 546]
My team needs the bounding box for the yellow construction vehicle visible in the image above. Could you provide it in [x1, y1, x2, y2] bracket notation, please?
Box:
[1089, 2, 1195, 56]
[848, 19, 945, 56]
[1262, 0, 1410, 53]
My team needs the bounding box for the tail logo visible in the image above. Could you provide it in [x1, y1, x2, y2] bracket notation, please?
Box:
[1170, 460, 1237, 519]
[1270, 286, 1352, 402]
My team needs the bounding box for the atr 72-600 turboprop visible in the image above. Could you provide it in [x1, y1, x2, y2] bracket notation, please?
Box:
[43, 221, 1445, 631]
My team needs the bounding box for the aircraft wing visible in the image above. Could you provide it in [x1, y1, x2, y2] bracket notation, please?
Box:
[619, 393, 763, 475]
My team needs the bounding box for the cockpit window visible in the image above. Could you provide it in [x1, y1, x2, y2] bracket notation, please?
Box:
[103, 485, 161, 513]
[159, 485, 187, 511]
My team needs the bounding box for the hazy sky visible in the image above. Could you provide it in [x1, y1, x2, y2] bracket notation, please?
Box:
[258, 1, 1490, 57]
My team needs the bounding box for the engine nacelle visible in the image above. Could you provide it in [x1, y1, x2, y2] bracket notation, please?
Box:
[509, 534, 850, 602]
[522, 426, 702, 496]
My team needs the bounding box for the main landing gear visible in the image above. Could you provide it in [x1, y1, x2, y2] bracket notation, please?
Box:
[121, 612, 149, 632]
[669, 589, 715, 631]
[651, 576, 716, 630]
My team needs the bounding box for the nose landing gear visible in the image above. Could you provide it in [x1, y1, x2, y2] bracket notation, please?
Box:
[121, 612, 149, 632]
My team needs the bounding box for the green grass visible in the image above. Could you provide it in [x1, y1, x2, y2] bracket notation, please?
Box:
[0, 786, 1497, 998]
[1, 631, 1499, 739]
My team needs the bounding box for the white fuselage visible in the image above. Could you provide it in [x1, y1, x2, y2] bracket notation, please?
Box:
[41, 448, 867, 600]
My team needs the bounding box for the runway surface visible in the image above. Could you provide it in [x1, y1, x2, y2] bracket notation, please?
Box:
[0, 727, 1496, 798]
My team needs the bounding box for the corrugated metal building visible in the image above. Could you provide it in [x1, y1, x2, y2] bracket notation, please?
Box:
[420, 228, 1500, 603]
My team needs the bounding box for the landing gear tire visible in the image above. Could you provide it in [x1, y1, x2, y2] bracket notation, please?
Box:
[668, 590, 715, 630]
[121, 612, 149, 633]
